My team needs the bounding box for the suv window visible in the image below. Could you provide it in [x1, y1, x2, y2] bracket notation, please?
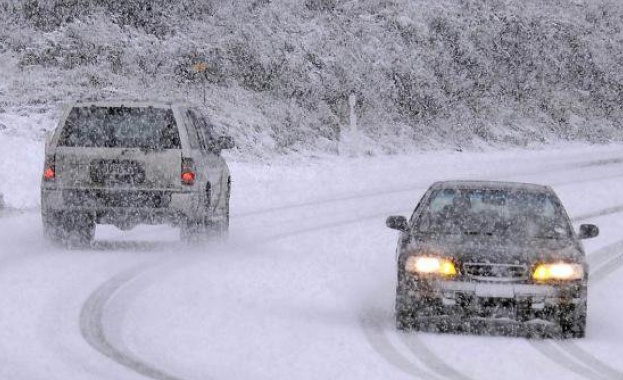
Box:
[58, 107, 181, 149]
[187, 109, 215, 151]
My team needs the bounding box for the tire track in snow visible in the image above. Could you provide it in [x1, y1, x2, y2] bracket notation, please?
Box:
[233, 154, 623, 218]
[528, 210, 623, 380]
[76, 206, 415, 380]
[398, 333, 473, 380]
[359, 312, 446, 380]
[528, 244, 623, 380]
[79, 154, 623, 380]
[79, 265, 187, 380]
[562, 343, 622, 380]
[590, 251, 623, 282]
[550, 243, 623, 380]
[529, 341, 607, 380]
[78, 204, 418, 380]
[362, 204, 623, 380]
[77, 205, 415, 380]
[235, 158, 623, 250]
[80, 201, 623, 380]
[260, 158, 623, 379]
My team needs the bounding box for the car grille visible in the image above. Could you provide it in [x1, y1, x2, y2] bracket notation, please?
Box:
[463, 263, 528, 281]
[63, 190, 171, 208]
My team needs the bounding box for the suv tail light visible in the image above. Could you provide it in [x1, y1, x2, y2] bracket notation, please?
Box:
[181, 157, 196, 185]
[43, 155, 56, 181]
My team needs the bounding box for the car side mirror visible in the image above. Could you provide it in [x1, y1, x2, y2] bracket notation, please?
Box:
[386, 216, 408, 232]
[578, 224, 599, 239]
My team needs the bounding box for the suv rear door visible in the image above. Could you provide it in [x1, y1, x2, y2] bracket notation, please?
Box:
[53, 106, 183, 190]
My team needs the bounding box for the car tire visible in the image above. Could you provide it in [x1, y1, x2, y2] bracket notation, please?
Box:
[395, 290, 422, 331]
[395, 291, 457, 334]
[560, 302, 587, 339]
[396, 308, 417, 331]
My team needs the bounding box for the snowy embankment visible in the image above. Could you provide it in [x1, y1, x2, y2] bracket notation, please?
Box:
[2, 110, 623, 379]
[0, 112, 52, 209]
[4, 0, 623, 152]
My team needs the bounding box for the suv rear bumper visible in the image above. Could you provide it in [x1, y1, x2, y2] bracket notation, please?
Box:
[41, 188, 200, 223]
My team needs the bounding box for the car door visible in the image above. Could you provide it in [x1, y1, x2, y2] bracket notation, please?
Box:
[185, 108, 229, 214]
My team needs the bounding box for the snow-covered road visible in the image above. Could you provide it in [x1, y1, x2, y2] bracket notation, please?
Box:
[2, 144, 623, 380]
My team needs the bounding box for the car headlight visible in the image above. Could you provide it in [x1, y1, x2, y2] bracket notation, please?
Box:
[532, 262, 584, 281]
[405, 256, 457, 276]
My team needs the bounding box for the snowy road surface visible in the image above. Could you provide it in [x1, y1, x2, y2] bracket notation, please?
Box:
[2, 144, 623, 379]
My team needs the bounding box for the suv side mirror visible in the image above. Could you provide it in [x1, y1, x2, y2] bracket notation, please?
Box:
[386, 216, 408, 232]
[578, 224, 599, 239]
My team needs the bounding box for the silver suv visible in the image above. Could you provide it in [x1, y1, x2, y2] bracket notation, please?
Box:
[41, 101, 234, 245]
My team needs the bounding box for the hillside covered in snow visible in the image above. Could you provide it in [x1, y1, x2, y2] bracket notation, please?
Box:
[1, 0, 623, 155]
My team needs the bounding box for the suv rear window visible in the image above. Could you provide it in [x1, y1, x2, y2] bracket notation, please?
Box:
[58, 107, 181, 149]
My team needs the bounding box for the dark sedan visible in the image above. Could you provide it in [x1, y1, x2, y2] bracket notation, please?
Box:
[386, 181, 598, 338]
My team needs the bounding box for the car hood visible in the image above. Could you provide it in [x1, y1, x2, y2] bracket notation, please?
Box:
[405, 233, 585, 265]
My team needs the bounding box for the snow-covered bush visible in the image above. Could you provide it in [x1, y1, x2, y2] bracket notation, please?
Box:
[2, 0, 623, 155]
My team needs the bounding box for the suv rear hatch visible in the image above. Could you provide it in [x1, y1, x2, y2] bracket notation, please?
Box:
[53, 106, 183, 191]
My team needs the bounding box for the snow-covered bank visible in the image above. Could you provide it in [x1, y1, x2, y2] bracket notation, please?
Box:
[3, 1, 623, 152]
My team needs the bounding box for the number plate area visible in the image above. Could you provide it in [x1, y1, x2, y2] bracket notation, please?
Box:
[475, 283, 515, 298]
[89, 159, 145, 185]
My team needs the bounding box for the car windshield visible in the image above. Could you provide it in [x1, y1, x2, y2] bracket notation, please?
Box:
[58, 106, 181, 149]
[415, 188, 572, 239]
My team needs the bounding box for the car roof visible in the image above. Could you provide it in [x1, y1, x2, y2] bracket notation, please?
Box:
[429, 180, 553, 193]
[68, 100, 198, 109]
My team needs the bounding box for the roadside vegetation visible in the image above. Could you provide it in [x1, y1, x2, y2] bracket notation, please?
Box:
[1, 0, 622, 155]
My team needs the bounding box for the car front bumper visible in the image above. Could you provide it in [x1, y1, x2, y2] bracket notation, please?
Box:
[398, 276, 587, 329]
[431, 280, 584, 308]
[401, 275, 585, 304]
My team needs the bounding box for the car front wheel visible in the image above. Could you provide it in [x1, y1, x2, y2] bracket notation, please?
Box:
[395, 290, 425, 332]
[559, 301, 587, 338]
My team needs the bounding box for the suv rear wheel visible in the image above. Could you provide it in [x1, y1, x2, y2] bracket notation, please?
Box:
[43, 212, 95, 246]
[180, 204, 229, 243]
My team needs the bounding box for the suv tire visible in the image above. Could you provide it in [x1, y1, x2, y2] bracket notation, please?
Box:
[180, 209, 229, 243]
[43, 212, 95, 246]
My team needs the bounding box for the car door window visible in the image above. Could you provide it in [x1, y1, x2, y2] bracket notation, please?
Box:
[187, 109, 215, 152]
[180, 108, 200, 149]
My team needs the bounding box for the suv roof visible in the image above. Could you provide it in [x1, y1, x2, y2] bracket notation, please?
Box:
[69, 100, 198, 109]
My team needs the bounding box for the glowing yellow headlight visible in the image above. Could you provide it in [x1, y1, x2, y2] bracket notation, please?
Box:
[405, 256, 457, 276]
[532, 263, 584, 281]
